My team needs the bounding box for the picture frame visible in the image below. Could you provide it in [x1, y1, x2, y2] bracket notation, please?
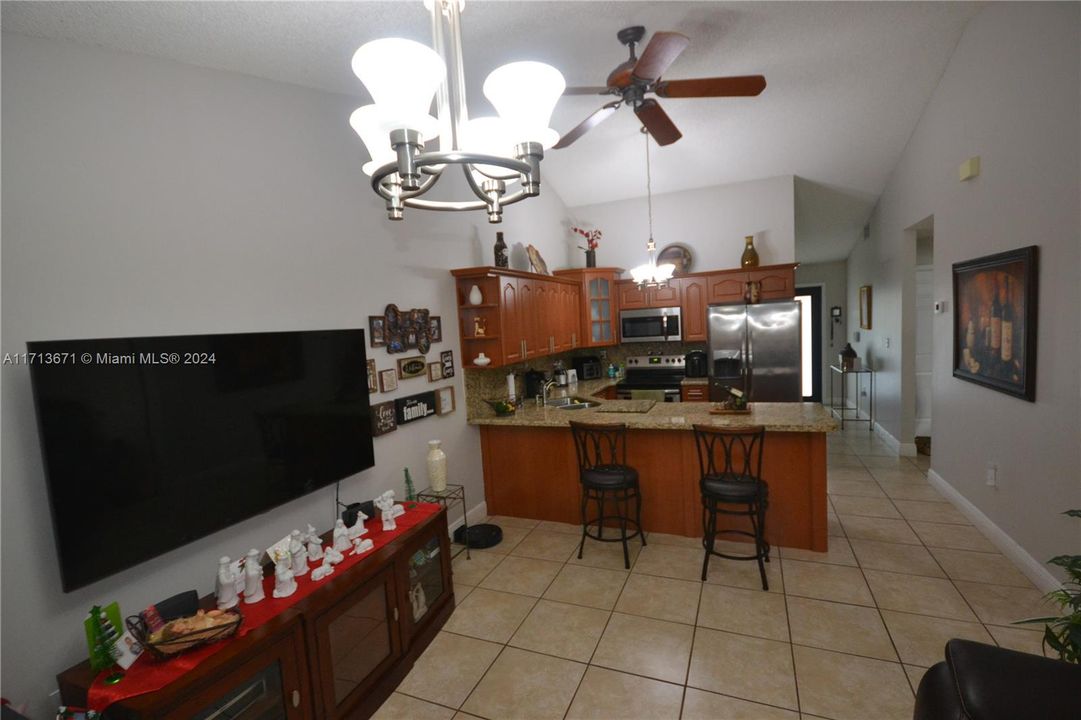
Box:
[952, 245, 1038, 401]
[370, 401, 397, 436]
[440, 350, 455, 378]
[429, 316, 442, 343]
[395, 391, 436, 425]
[378, 368, 398, 393]
[366, 359, 377, 393]
[427, 362, 443, 381]
[397, 355, 426, 380]
[368, 316, 386, 348]
[859, 286, 873, 330]
[435, 386, 456, 416]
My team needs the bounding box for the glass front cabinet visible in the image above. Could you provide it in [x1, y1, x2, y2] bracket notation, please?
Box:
[395, 516, 453, 647]
[554, 268, 620, 348]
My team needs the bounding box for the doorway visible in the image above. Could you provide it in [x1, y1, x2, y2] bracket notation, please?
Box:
[913, 222, 934, 455]
[795, 286, 822, 402]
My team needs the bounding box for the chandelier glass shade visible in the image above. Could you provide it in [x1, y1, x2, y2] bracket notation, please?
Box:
[629, 132, 675, 288]
[350, 0, 565, 223]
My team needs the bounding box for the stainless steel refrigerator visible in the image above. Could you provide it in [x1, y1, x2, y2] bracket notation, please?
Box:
[708, 300, 802, 402]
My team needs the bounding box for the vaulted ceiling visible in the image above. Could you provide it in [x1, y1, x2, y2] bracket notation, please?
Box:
[2, 1, 979, 261]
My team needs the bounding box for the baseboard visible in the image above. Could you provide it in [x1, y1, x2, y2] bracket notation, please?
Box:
[447, 500, 488, 536]
[926, 469, 1059, 592]
[871, 422, 917, 457]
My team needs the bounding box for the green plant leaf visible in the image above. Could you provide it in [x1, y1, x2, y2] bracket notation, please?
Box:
[1062, 509, 1081, 519]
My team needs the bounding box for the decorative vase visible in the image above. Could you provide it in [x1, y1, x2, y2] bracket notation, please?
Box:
[494, 232, 508, 268]
[468, 284, 483, 305]
[740, 235, 760, 268]
[585, 249, 597, 268]
[427, 440, 447, 492]
[473, 352, 491, 367]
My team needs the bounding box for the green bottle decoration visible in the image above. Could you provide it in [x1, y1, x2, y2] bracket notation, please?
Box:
[740, 235, 760, 268]
[404, 467, 416, 502]
[89, 606, 125, 684]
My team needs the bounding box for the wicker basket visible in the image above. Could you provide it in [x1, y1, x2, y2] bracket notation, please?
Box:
[126, 608, 242, 660]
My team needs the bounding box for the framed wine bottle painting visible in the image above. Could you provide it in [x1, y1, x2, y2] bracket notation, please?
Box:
[952, 246, 1038, 401]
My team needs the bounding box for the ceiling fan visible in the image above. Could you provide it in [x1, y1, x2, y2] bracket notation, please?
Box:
[555, 26, 767, 148]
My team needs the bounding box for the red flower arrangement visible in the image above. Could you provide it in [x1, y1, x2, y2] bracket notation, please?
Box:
[571, 226, 601, 251]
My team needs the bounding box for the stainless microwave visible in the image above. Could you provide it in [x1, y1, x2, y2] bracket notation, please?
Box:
[619, 307, 682, 343]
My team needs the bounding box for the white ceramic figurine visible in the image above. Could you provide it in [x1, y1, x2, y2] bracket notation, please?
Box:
[347, 510, 368, 540]
[289, 530, 309, 576]
[306, 524, 324, 561]
[272, 559, 297, 599]
[243, 548, 265, 604]
[215, 556, 238, 610]
[352, 537, 374, 556]
[332, 519, 351, 552]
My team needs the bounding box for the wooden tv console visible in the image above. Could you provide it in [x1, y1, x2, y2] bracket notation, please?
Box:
[58, 508, 454, 719]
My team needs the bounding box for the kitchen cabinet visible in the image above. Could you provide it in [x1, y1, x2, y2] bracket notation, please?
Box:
[681, 385, 708, 402]
[615, 280, 681, 309]
[747, 266, 796, 301]
[704, 264, 798, 305]
[679, 276, 708, 342]
[553, 268, 618, 348]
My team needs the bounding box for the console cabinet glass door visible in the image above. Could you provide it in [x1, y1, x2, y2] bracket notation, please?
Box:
[397, 518, 453, 647]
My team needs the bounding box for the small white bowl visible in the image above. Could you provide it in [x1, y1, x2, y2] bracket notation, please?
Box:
[473, 354, 491, 367]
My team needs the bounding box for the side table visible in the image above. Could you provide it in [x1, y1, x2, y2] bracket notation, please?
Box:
[417, 484, 471, 560]
[830, 364, 875, 431]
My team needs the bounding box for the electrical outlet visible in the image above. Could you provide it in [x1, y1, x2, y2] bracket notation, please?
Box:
[985, 462, 998, 487]
[884, 336, 891, 349]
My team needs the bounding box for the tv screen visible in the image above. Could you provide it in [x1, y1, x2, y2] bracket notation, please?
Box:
[28, 329, 375, 592]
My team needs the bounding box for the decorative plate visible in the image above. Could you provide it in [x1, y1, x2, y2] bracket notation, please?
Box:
[526, 244, 549, 275]
[657, 243, 694, 276]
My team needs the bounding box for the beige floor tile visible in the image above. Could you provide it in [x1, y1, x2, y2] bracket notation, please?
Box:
[455, 584, 475, 604]
[828, 478, 887, 498]
[398, 632, 502, 708]
[909, 521, 997, 552]
[779, 536, 858, 566]
[485, 514, 540, 529]
[633, 543, 704, 581]
[451, 714, 484, 720]
[511, 528, 582, 562]
[787, 596, 897, 661]
[793, 645, 913, 720]
[782, 558, 874, 606]
[953, 580, 1054, 625]
[827, 466, 876, 483]
[697, 583, 790, 641]
[614, 573, 701, 625]
[535, 520, 582, 535]
[909, 455, 932, 469]
[828, 513, 846, 537]
[838, 514, 921, 544]
[881, 610, 993, 666]
[461, 647, 585, 720]
[480, 524, 531, 553]
[827, 453, 868, 468]
[508, 599, 609, 662]
[849, 442, 897, 458]
[372, 693, 455, 720]
[905, 664, 930, 694]
[928, 547, 1033, 588]
[893, 499, 970, 525]
[542, 563, 628, 610]
[986, 625, 1051, 657]
[591, 612, 694, 684]
[479, 555, 564, 597]
[876, 481, 945, 503]
[864, 570, 977, 621]
[443, 587, 537, 643]
[868, 467, 932, 484]
[859, 454, 914, 468]
[830, 495, 901, 519]
[849, 538, 945, 577]
[568, 536, 643, 571]
[646, 531, 703, 548]
[703, 555, 784, 592]
[565, 667, 683, 720]
[452, 551, 503, 586]
[688, 627, 798, 710]
[681, 687, 799, 720]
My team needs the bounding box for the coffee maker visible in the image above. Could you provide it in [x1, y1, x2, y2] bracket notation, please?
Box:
[684, 350, 707, 378]
[523, 369, 548, 399]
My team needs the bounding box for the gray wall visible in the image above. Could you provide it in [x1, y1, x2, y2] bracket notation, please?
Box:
[1, 34, 570, 714]
[846, 3, 1080, 573]
[795, 261, 848, 402]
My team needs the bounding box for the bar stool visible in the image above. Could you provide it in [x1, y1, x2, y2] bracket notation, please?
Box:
[569, 421, 646, 569]
[692, 424, 770, 589]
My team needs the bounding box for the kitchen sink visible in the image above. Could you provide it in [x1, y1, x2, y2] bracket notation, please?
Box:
[546, 396, 600, 410]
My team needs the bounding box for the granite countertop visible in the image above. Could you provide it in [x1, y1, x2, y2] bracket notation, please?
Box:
[469, 385, 838, 433]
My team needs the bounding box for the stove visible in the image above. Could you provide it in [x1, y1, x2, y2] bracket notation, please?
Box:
[615, 354, 686, 402]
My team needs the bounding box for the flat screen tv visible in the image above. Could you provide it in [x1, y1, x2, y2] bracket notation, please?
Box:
[28, 329, 375, 592]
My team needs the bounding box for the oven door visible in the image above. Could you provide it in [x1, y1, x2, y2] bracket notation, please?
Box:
[615, 385, 682, 402]
[619, 308, 682, 343]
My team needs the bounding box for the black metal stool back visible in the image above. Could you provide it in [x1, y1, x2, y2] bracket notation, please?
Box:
[568, 421, 645, 569]
[692, 424, 771, 589]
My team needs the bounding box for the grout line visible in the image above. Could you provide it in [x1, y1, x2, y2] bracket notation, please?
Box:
[780, 551, 802, 715]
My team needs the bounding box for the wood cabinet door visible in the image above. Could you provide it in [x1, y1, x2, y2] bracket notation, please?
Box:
[395, 515, 453, 649]
[500, 277, 523, 364]
[747, 267, 795, 300]
[707, 272, 748, 304]
[681, 385, 708, 402]
[617, 281, 648, 310]
[518, 278, 538, 359]
[556, 283, 579, 351]
[649, 283, 681, 308]
[531, 280, 551, 357]
[680, 277, 708, 341]
[584, 272, 616, 347]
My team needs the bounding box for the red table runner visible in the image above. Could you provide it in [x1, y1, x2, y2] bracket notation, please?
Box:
[87, 502, 441, 711]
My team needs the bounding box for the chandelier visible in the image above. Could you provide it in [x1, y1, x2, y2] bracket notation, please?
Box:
[349, 0, 565, 223]
[630, 130, 675, 289]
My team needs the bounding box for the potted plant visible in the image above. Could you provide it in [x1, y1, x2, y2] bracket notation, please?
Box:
[571, 226, 601, 267]
[1018, 509, 1081, 663]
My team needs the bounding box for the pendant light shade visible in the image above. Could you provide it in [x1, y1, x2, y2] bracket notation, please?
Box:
[350, 106, 399, 176]
[461, 116, 519, 178]
[352, 38, 446, 135]
[483, 61, 565, 148]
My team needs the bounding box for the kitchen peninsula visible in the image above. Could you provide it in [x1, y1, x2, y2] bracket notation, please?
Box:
[470, 382, 836, 552]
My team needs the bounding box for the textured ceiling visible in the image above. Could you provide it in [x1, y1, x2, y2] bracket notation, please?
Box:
[2, 1, 979, 262]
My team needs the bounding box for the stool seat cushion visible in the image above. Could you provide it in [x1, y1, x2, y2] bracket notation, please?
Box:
[581, 464, 638, 489]
[701, 473, 765, 502]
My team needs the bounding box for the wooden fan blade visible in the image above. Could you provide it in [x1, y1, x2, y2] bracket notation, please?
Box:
[563, 86, 613, 96]
[654, 75, 767, 98]
[635, 99, 681, 146]
[632, 31, 690, 82]
[554, 102, 621, 149]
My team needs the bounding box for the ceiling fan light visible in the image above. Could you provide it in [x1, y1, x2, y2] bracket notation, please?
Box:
[483, 61, 565, 145]
[352, 38, 446, 132]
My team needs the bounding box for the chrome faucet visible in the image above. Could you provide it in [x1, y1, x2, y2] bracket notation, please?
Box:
[542, 379, 559, 405]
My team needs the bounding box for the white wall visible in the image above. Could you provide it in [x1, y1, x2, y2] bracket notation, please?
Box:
[566, 176, 795, 273]
[846, 3, 1080, 573]
[795, 261, 848, 401]
[0, 34, 571, 714]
